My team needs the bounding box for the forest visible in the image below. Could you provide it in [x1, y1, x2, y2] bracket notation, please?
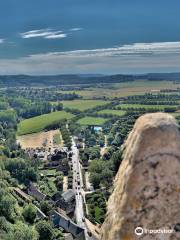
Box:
[1, 73, 180, 87]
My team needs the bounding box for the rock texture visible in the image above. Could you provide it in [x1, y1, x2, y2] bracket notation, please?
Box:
[101, 113, 180, 240]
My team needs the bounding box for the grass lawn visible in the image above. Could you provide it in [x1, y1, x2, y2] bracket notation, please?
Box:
[40, 169, 56, 176]
[61, 99, 110, 111]
[48, 179, 57, 192]
[53, 133, 61, 145]
[171, 112, 180, 117]
[17, 111, 74, 135]
[116, 104, 177, 110]
[39, 178, 57, 196]
[97, 109, 126, 116]
[77, 116, 108, 126]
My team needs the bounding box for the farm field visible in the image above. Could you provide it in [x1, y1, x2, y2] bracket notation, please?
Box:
[53, 132, 62, 145]
[17, 129, 62, 149]
[77, 116, 108, 126]
[17, 111, 74, 135]
[97, 109, 126, 116]
[171, 112, 180, 117]
[116, 104, 178, 110]
[58, 80, 180, 99]
[112, 80, 180, 88]
[61, 99, 110, 111]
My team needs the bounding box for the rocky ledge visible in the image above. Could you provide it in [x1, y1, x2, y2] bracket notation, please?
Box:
[101, 113, 180, 240]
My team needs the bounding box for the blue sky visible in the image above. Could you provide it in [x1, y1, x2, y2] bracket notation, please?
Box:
[0, 0, 180, 74]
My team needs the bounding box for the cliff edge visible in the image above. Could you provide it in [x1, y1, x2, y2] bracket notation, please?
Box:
[101, 113, 180, 240]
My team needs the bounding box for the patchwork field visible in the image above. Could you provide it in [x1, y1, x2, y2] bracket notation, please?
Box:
[61, 99, 110, 111]
[59, 80, 180, 99]
[17, 111, 74, 135]
[77, 116, 108, 126]
[117, 104, 177, 110]
[97, 109, 126, 116]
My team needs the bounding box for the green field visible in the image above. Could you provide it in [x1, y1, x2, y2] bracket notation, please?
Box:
[171, 112, 180, 117]
[58, 80, 180, 99]
[53, 133, 61, 145]
[61, 99, 110, 111]
[17, 111, 74, 135]
[97, 109, 126, 116]
[77, 116, 108, 126]
[116, 104, 177, 110]
[40, 169, 56, 176]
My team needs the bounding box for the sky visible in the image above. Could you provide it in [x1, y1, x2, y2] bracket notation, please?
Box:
[0, 0, 180, 75]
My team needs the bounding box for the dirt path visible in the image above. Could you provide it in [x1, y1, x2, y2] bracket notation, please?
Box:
[63, 176, 68, 192]
[100, 135, 107, 156]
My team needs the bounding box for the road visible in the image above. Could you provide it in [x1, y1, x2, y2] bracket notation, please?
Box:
[100, 135, 107, 156]
[71, 138, 95, 240]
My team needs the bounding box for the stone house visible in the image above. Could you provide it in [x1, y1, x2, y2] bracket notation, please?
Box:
[56, 189, 75, 214]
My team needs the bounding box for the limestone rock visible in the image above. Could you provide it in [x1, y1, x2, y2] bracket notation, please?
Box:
[101, 113, 180, 240]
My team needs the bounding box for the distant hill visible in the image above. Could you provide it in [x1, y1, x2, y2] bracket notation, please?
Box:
[0, 73, 180, 87]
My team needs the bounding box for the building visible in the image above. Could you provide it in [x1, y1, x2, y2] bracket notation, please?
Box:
[94, 126, 102, 132]
[28, 182, 46, 202]
[44, 161, 60, 168]
[64, 233, 74, 240]
[35, 206, 47, 219]
[51, 150, 68, 161]
[13, 187, 31, 203]
[56, 158, 70, 175]
[50, 210, 85, 240]
[56, 189, 75, 214]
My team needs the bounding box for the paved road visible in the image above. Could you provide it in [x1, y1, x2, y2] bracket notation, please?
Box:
[71, 138, 95, 240]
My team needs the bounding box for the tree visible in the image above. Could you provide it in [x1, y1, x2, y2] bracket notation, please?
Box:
[40, 201, 52, 215]
[99, 139, 104, 147]
[35, 220, 54, 240]
[112, 133, 122, 146]
[56, 103, 63, 111]
[0, 194, 16, 222]
[111, 150, 123, 173]
[88, 135, 96, 147]
[55, 176, 63, 191]
[23, 204, 37, 224]
[89, 160, 104, 174]
[6, 222, 38, 240]
[89, 147, 100, 160]
[101, 168, 113, 187]
[89, 173, 101, 189]
[107, 134, 114, 145]
[0, 216, 11, 233]
[4, 158, 38, 184]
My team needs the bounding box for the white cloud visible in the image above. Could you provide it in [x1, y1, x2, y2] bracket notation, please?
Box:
[28, 41, 180, 58]
[20, 27, 83, 40]
[45, 33, 67, 39]
[20, 29, 50, 38]
[0, 41, 180, 75]
[20, 29, 67, 39]
[70, 28, 83, 31]
[0, 39, 4, 43]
